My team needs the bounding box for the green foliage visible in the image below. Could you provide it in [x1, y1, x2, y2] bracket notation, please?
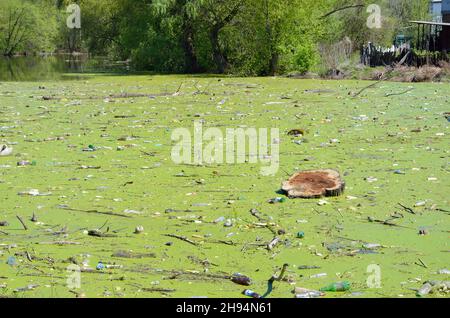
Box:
[0, 0, 58, 55]
[0, 0, 434, 74]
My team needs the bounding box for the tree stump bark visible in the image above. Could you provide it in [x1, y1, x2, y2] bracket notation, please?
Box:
[282, 169, 345, 199]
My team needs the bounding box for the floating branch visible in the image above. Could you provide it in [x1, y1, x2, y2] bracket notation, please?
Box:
[164, 234, 200, 246]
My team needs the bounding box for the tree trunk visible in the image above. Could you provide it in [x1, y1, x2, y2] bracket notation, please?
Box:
[264, 0, 278, 76]
[210, 26, 227, 73]
[181, 19, 201, 73]
[282, 169, 345, 199]
[269, 52, 279, 76]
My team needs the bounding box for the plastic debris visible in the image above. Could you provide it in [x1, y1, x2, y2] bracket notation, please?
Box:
[320, 281, 351, 292]
[242, 289, 261, 298]
[267, 237, 280, 250]
[268, 197, 286, 204]
[134, 225, 144, 234]
[231, 273, 252, 286]
[17, 189, 51, 197]
[214, 216, 225, 224]
[362, 243, 381, 249]
[96, 262, 105, 270]
[416, 282, 432, 297]
[294, 287, 325, 298]
[14, 284, 39, 292]
[0, 145, 13, 156]
[6, 256, 16, 266]
[17, 160, 36, 166]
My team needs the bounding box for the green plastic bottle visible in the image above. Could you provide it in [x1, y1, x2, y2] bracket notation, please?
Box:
[320, 281, 351, 292]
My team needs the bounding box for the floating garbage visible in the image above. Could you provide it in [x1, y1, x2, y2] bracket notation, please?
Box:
[17, 160, 36, 166]
[96, 262, 105, 270]
[267, 237, 280, 250]
[231, 273, 252, 286]
[134, 225, 144, 234]
[6, 256, 16, 266]
[214, 216, 225, 224]
[82, 145, 97, 152]
[18, 189, 52, 196]
[268, 197, 286, 204]
[0, 145, 13, 156]
[123, 209, 142, 215]
[416, 282, 433, 297]
[14, 284, 39, 292]
[352, 115, 369, 121]
[414, 201, 426, 207]
[296, 231, 305, 239]
[294, 287, 325, 298]
[287, 129, 305, 137]
[320, 281, 351, 292]
[444, 112, 450, 122]
[362, 243, 382, 249]
[416, 281, 450, 297]
[298, 265, 321, 270]
[242, 289, 261, 298]
[192, 203, 211, 207]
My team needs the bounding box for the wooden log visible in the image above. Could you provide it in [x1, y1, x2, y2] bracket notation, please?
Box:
[281, 169, 345, 199]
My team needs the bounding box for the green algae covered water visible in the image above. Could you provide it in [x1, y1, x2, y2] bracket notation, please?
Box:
[0, 74, 448, 298]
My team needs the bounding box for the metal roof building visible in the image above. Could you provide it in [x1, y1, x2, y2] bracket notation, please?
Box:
[411, 0, 450, 51]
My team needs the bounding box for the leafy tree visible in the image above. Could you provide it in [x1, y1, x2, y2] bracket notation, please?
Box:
[0, 0, 58, 56]
[153, 0, 205, 72]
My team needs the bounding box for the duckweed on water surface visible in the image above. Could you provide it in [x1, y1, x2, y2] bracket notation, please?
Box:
[0, 75, 448, 298]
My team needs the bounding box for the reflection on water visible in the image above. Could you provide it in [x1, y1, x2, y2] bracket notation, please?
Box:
[0, 55, 130, 81]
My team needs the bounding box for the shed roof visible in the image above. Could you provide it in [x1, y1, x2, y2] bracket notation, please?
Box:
[410, 20, 450, 26]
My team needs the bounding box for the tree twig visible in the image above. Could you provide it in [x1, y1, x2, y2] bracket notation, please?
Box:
[385, 88, 414, 97]
[16, 215, 27, 230]
[164, 234, 199, 246]
[321, 4, 364, 19]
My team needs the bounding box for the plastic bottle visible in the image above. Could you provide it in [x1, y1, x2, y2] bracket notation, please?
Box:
[294, 287, 324, 298]
[320, 281, 351, 292]
[242, 289, 261, 298]
[416, 282, 432, 297]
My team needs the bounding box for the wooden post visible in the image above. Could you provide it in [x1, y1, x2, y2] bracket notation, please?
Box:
[417, 23, 421, 50]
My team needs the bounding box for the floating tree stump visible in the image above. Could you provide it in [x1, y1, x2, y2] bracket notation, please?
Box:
[282, 169, 345, 199]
